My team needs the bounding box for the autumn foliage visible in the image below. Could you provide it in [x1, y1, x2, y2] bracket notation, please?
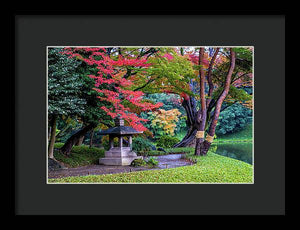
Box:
[151, 109, 182, 136]
[63, 47, 163, 131]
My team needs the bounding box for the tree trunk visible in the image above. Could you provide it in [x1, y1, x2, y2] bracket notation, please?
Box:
[75, 135, 85, 146]
[173, 97, 197, 147]
[194, 48, 207, 156]
[200, 140, 212, 155]
[174, 126, 197, 147]
[194, 109, 207, 156]
[48, 126, 51, 143]
[173, 46, 198, 148]
[59, 123, 96, 155]
[89, 129, 94, 148]
[201, 48, 236, 155]
[48, 115, 57, 159]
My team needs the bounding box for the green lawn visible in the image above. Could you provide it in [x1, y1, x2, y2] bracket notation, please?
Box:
[48, 151, 253, 183]
[214, 123, 253, 143]
[174, 123, 253, 143]
[140, 147, 194, 156]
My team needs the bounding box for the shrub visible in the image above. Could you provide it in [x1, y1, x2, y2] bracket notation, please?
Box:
[131, 158, 147, 167]
[101, 136, 119, 151]
[151, 109, 182, 136]
[54, 142, 65, 149]
[132, 137, 153, 153]
[53, 144, 105, 167]
[156, 136, 180, 148]
[131, 157, 158, 168]
[145, 156, 158, 167]
[216, 103, 252, 136]
[140, 106, 185, 138]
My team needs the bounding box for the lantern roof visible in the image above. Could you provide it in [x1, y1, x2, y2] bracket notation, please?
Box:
[98, 117, 143, 136]
[98, 126, 143, 135]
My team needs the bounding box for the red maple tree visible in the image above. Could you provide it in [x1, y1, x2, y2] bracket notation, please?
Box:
[63, 47, 163, 132]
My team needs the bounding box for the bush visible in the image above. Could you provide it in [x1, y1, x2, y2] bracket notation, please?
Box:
[101, 136, 119, 151]
[216, 103, 252, 136]
[132, 137, 153, 153]
[156, 136, 180, 148]
[131, 157, 158, 168]
[145, 156, 158, 167]
[54, 142, 65, 149]
[131, 158, 147, 167]
[53, 144, 105, 167]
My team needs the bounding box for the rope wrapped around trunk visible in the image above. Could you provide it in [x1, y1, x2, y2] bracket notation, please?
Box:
[195, 131, 204, 139]
[205, 135, 214, 143]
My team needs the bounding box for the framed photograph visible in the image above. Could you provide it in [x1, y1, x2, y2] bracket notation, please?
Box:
[14, 12, 285, 215]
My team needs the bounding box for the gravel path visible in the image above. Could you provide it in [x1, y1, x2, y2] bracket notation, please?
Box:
[48, 154, 193, 179]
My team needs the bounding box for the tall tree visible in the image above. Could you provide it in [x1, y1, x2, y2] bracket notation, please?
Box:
[58, 49, 113, 155]
[174, 47, 252, 154]
[58, 47, 168, 155]
[200, 48, 236, 155]
[194, 48, 208, 155]
[47, 48, 86, 158]
[174, 47, 221, 148]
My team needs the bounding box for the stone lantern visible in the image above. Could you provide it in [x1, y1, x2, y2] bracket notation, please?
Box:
[98, 117, 143, 166]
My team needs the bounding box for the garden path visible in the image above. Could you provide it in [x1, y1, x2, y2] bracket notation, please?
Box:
[48, 154, 193, 179]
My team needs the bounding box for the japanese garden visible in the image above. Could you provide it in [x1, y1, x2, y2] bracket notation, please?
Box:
[47, 46, 253, 183]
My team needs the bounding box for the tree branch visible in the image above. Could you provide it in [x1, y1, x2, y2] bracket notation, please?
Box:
[231, 72, 250, 83]
[207, 48, 236, 136]
[206, 48, 220, 107]
[133, 78, 156, 91]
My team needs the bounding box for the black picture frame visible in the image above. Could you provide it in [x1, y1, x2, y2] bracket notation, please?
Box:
[13, 11, 285, 215]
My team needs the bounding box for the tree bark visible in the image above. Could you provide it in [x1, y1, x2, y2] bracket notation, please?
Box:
[198, 48, 220, 155]
[206, 48, 220, 108]
[201, 48, 236, 155]
[173, 48, 234, 152]
[48, 126, 51, 143]
[89, 129, 94, 148]
[48, 115, 57, 159]
[194, 110, 206, 156]
[173, 97, 197, 147]
[75, 135, 84, 146]
[174, 126, 197, 147]
[59, 123, 96, 155]
[194, 48, 207, 156]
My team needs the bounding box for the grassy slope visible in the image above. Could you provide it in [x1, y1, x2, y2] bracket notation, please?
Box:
[174, 124, 253, 143]
[48, 151, 253, 183]
[140, 147, 194, 156]
[214, 123, 253, 142]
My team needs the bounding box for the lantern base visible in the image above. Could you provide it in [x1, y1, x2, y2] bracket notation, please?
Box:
[99, 156, 143, 166]
[99, 147, 143, 166]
